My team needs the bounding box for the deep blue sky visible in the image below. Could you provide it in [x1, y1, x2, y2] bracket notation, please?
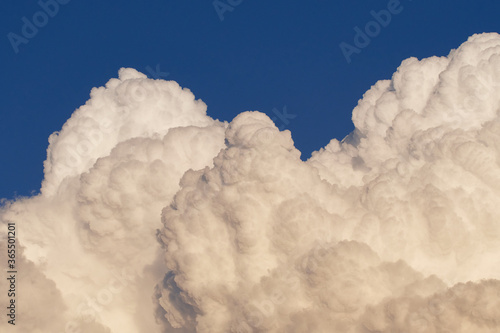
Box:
[1, 0, 499, 200]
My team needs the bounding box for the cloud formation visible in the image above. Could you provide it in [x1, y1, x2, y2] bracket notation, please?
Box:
[2, 33, 500, 332]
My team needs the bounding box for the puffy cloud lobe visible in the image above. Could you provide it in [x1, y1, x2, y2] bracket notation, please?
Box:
[360, 279, 500, 333]
[1, 70, 225, 333]
[157, 33, 500, 332]
[2, 33, 500, 333]
[306, 35, 500, 282]
[42, 68, 214, 197]
[76, 124, 225, 267]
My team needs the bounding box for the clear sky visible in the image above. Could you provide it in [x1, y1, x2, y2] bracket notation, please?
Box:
[1, 0, 499, 200]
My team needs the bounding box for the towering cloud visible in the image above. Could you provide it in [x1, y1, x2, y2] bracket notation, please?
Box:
[1, 68, 226, 333]
[2, 33, 500, 332]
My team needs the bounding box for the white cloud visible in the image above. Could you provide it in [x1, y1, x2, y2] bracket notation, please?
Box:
[2, 33, 500, 332]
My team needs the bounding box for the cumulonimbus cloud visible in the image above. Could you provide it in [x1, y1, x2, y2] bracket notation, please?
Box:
[2, 33, 500, 333]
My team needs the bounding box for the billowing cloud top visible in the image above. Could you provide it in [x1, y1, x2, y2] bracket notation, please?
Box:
[2, 33, 500, 333]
